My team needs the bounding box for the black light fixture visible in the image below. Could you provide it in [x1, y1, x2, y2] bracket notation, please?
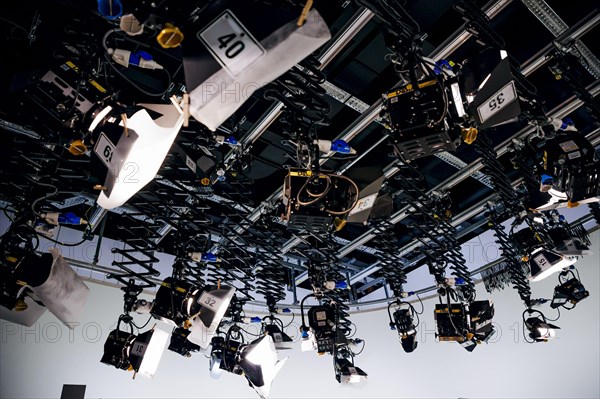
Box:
[510, 226, 579, 282]
[523, 309, 560, 343]
[300, 298, 336, 354]
[101, 317, 169, 379]
[434, 300, 495, 351]
[334, 347, 367, 384]
[208, 333, 288, 399]
[167, 327, 201, 357]
[0, 233, 89, 328]
[388, 301, 419, 353]
[551, 268, 589, 309]
[263, 323, 294, 351]
[149, 276, 236, 349]
[151, 277, 199, 326]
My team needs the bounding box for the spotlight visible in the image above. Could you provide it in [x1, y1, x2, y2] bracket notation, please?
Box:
[551, 269, 589, 309]
[209, 335, 287, 399]
[388, 301, 418, 353]
[101, 323, 169, 379]
[385, 78, 463, 161]
[434, 300, 495, 351]
[150, 277, 199, 326]
[187, 285, 236, 349]
[264, 324, 294, 350]
[529, 248, 577, 282]
[334, 356, 368, 384]
[547, 225, 592, 256]
[523, 310, 560, 343]
[167, 327, 201, 357]
[460, 48, 521, 129]
[281, 169, 359, 233]
[305, 303, 336, 353]
[0, 247, 89, 328]
[537, 125, 600, 205]
[148, 276, 236, 349]
[208, 336, 241, 379]
[237, 335, 288, 399]
[88, 98, 185, 209]
[510, 224, 584, 282]
[434, 303, 468, 342]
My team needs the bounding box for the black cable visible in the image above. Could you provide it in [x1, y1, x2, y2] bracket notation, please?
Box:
[131, 315, 153, 330]
[545, 307, 561, 322]
[353, 340, 366, 356]
[282, 313, 295, 328]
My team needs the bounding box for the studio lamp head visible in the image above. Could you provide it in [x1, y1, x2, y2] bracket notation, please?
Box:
[388, 301, 418, 353]
[523, 309, 560, 343]
[551, 268, 589, 309]
[306, 303, 336, 354]
[186, 285, 236, 349]
[529, 247, 578, 282]
[208, 334, 287, 399]
[334, 355, 367, 385]
[101, 323, 169, 378]
[167, 327, 201, 357]
[88, 98, 185, 209]
[150, 277, 201, 326]
[0, 247, 89, 328]
[264, 323, 294, 351]
[238, 335, 288, 399]
[548, 225, 593, 257]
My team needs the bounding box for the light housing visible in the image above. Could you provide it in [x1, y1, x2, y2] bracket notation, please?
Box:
[187, 285, 236, 349]
[434, 300, 495, 351]
[525, 316, 560, 342]
[100, 325, 169, 378]
[167, 327, 201, 357]
[209, 335, 287, 399]
[150, 277, 200, 326]
[89, 99, 184, 209]
[0, 248, 89, 328]
[238, 335, 288, 399]
[551, 270, 589, 309]
[529, 248, 578, 282]
[391, 306, 418, 353]
[307, 304, 336, 353]
[335, 357, 368, 384]
[264, 324, 294, 350]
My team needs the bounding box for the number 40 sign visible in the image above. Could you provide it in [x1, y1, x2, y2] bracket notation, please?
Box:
[198, 10, 266, 77]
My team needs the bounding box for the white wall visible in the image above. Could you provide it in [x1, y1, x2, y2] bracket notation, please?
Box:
[1, 232, 599, 399]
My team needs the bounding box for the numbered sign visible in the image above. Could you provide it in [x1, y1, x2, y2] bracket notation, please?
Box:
[533, 252, 550, 271]
[348, 193, 378, 216]
[477, 80, 517, 123]
[198, 10, 265, 77]
[185, 155, 197, 173]
[198, 291, 225, 313]
[93, 133, 117, 169]
[131, 341, 148, 357]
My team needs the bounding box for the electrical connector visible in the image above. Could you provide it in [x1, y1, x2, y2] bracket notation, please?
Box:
[323, 280, 348, 290]
[107, 48, 163, 70]
[40, 212, 87, 226]
[314, 139, 356, 154]
[188, 252, 220, 263]
[215, 135, 239, 146]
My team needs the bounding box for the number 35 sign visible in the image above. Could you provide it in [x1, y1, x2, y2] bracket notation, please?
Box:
[198, 10, 266, 77]
[477, 81, 517, 124]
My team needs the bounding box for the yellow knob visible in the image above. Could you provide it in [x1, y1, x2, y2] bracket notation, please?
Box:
[15, 298, 28, 311]
[157, 23, 184, 48]
[461, 127, 479, 145]
[68, 140, 88, 155]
